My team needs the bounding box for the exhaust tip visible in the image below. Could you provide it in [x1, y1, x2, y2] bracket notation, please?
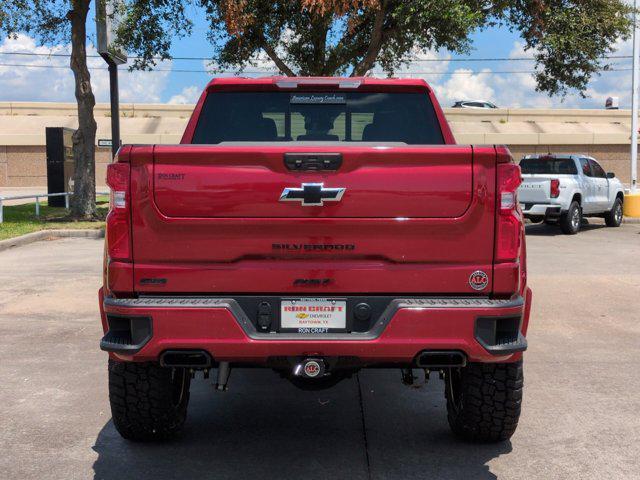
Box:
[415, 350, 467, 368]
[160, 350, 212, 369]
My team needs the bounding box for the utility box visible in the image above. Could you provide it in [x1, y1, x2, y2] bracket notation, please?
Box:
[46, 127, 76, 207]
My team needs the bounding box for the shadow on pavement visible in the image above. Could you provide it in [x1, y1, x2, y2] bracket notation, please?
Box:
[359, 369, 512, 480]
[92, 369, 510, 480]
[525, 221, 606, 236]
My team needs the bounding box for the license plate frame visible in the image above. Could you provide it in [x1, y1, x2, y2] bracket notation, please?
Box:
[279, 298, 348, 334]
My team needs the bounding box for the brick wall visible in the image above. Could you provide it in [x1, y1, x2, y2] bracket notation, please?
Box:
[0, 143, 636, 188]
[0, 146, 112, 188]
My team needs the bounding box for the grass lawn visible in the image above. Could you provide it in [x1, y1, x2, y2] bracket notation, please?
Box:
[0, 196, 109, 241]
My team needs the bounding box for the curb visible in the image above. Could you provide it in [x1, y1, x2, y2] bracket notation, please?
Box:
[0, 228, 104, 252]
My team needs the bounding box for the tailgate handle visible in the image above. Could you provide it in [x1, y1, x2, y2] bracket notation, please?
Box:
[284, 153, 342, 171]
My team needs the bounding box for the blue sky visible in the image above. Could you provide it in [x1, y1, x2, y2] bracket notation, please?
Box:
[0, 5, 633, 109]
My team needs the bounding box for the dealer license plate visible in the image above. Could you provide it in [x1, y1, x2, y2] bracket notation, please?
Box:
[280, 298, 347, 333]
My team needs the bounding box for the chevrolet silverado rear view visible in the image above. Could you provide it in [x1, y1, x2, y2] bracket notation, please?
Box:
[100, 77, 532, 443]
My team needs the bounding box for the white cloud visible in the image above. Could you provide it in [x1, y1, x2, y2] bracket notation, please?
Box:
[0, 34, 172, 103]
[383, 40, 634, 109]
[399, 42, 566, 108]
[433, 69, 497, 107]
[204, 28, 299, 78]
[1, 34, 635, 109]
[392, 49, 452, 82]
[205, 51, 280, 78]
[168, 85, 201, 104]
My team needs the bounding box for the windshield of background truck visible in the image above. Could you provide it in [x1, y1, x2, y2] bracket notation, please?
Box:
[191, 91, 445, 144]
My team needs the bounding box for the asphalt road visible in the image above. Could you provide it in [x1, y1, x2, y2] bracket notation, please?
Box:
[1, 220, 639, 480]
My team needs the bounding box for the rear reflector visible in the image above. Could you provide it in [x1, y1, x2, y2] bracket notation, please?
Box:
[500, 191, 516, 210]
[112, 190, 126, 209]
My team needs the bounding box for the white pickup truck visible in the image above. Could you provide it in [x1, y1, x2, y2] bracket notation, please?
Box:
[518, 154, 624, 234]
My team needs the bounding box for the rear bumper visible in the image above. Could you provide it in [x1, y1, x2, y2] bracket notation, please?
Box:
[99, 289, 532, 365]
[522, 203, 562, 219]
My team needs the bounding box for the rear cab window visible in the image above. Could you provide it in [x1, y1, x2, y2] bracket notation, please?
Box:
[519, 157, 578, 175]
[191, 91, 445, 145]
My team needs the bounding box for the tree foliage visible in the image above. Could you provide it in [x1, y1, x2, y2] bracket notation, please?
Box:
[0, 0, 194, 218]
[113, 0, 194, 70]
[1, 0, 97, 219]
[177, 0, 634, 97]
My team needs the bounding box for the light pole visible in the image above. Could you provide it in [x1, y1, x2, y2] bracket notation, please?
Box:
[632, 0, 639, 193]
[624, 1, 640, 217]
[105, 60, 121, 158]
[96, 0, 127, 159]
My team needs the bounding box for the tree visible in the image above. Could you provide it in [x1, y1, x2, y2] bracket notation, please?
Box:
[0, 1, 192, 219]
[1, 0, 97, 218]
[192, 0, 634, 97]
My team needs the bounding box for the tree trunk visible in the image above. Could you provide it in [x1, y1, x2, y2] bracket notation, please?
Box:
[261, 37, 296, 76]
[69, 0, 97, 219]
[310, 15, 329, 75]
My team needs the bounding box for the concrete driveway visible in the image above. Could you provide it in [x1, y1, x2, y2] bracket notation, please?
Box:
[1, 220, 639, 480]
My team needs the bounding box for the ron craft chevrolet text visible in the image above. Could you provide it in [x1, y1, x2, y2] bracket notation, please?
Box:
[100, 77, 532, 442]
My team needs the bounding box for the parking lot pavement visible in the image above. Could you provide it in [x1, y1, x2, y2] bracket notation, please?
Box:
[1, 221, 639, 480]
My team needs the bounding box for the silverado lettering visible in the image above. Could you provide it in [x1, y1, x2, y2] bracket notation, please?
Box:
[293, 278, 332, 286]
[273, 243, 355, 251]
[101, 76, 532, 444]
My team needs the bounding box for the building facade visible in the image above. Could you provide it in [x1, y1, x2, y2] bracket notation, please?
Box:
[0, 102, 636, 188]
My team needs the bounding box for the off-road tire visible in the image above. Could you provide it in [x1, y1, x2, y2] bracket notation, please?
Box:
[560, 201, 581, 235]
[604, 198, 623, 227]
[445, 360, 523, 442]
[108, 360, 191, 441]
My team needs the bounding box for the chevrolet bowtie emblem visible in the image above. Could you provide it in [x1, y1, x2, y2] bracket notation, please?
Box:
[279, 183, 346, 206]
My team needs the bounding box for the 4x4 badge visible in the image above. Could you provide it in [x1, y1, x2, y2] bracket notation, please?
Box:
[280, 183, 345, 206]
[469, 270, 489, 291]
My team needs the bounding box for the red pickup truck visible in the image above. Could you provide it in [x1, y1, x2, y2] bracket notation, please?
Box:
[100, 76, 532, 443]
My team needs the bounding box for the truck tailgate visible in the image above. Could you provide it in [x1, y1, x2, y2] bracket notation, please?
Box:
[518, 176, 551, 203]
[129, 144, 498, 294]
[153, 145, 471, 218]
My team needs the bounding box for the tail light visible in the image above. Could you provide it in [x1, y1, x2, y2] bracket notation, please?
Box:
[106, 160, 131, 262]
[550, 178, 560, 198]
[495, 161, 523, 263]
